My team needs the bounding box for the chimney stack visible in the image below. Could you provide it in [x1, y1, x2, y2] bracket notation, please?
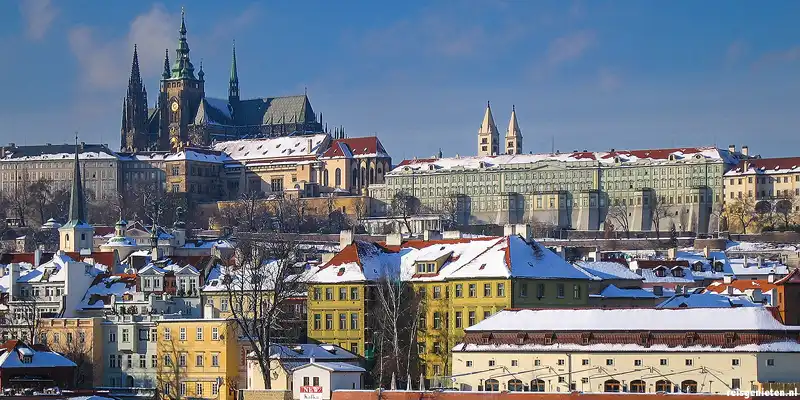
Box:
[741, 145, 749, 157]
[339, 230, 353, 248]
[728, 144, 736, 153]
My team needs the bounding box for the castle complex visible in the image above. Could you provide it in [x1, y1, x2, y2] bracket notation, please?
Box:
[121, 10, 323, 152]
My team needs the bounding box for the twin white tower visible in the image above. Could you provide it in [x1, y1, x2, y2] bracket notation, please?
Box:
[477, 102, 522, 156]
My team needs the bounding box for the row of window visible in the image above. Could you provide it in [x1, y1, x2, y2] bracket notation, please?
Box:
[312, 287, 360, 301]
[729, 188, 800, 199]
[481, 378, 732, 393]
[160, 352, 221, 368]
[161, 326, 221, 341]
[163, 381, 219, 397]
[468, 356, 772, 369]
[40, 330, 85, 345]
[421, 309, 492, 331]
[730, 175, 800, 185]
[312, 313, 359, 331]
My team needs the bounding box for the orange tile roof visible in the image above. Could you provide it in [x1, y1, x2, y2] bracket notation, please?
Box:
[706, 279, 777, 293]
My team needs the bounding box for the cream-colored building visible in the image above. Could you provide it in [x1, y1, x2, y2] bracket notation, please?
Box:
[723, 156, 800, 232]
[245, 343, 361, 391]
[450, 307, 800, 393]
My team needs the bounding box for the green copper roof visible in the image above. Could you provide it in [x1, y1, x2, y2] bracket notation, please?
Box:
[66, 137, 87, 225]
[171, 8, 196, 80]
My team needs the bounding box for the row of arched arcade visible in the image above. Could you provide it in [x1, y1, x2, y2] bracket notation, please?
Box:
[480, 378, 701, 393]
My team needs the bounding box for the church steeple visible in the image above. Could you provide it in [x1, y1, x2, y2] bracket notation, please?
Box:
[162, 48, 171, 79]
[171, 7, 195, 79]
[229, 41, 240, 103]
[121, 45, 149, 152]
[477, 101, 500, 156]
[505, 105, 523, 155]
[59, 135, 94, 252]
[67, 136, 86, 225]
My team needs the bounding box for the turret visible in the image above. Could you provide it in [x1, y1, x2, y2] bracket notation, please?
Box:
[505, 105, 523, 155]
[477, 101, 499, 156]
[58, 135, 94, 253]
[229, 41, 240, 104]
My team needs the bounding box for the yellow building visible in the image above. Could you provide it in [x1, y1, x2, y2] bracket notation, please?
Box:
[39, 317, 104, 387]
[156, 318, 239, 400]
[306, 231, 590, 377]
[723, 157, 800, 232]
[451, 307, 800, 393]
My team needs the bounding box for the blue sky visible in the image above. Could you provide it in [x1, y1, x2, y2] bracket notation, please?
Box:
[1, 0, 799, 161]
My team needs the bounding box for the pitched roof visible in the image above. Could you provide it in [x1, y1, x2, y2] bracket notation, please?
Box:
[656, 292, 760, 308]
[725, 156, 800, 176]
[574, 261, 642, 281]
[705, 279, 778, 294]
[0, 144, 118, 161]
[465, 307, 798, 333]
[320, 137, 390, 159]
[232, 95, 316, 126]
[775, 268, 800, 285]
[310, 236, 589, 284]
[212, 134, 328, 163]
[597, 284, 656, 299]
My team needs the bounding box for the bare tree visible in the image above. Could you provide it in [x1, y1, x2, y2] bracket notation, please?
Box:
[774, 193, 798, 229]
[224, 235, 309, 389]
[389, 191, 419, 234]
[607, 201, 631, 238]
[220, 192, 272, 233]
[709, 202, 725, 235]
[726, 197, 758, 233]
[439, 193, 463, 231]
[13, 295, 42, 345]
[649, 195, 670, 239]
[156, 334, 188, 400]
[27, 177, 54, 226]
[44, 328, 95, 388]
[370, 272, 423, 388]
[9, 168, 31, 227]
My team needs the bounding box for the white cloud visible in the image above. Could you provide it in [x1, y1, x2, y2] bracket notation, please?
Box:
[19, 0, 58, 40]
[597, 68, 621, 91]
[546, 30, 595, 67]
[68, 4, 178, 91]
[726, 40, 748, 63]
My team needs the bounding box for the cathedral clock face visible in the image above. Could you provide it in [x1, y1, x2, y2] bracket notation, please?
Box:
[171, 101, 179, 112]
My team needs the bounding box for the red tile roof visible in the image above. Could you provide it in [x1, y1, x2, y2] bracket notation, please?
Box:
[600, 147, 706, 160]
[321, 137, 388, 158]
[397, 158, 436, 167]
[775, 268, 800, 285]
[731, 157, 800, 174]
[633, 260, 689, 269]
[705, 279, 778, 293]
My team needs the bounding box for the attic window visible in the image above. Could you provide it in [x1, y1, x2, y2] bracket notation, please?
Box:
[22, 355, 32, 364]
[581, 332, 592, 345]
[544, 333, 554, 345]
[481, 333, 492, 344]
[724, 332, 735, 345]
[669, 154, 677, 161]
[337, 267, 345, 277]
[516, 333, 527, 344]
[479, 264, 486, 270]
[640, 332, 650, 346]
[671, 268, 685, 278]
[713, 261, 725, 272]
[654, 267, 667, 277]
[685, 332, 696, 345]
[276, 144, 281, 148]
[692, 262, 703, 272]
[238, 146, 245, 151]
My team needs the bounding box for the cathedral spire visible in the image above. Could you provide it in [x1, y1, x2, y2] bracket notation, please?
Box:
[129, 44, 142, 87]
[229, 40, 240, 102]
[171, 7, 195, 79]
[505, 104, 523, 155]
[122, 45, 148, 151]
[67, 134, 87, 225]
[477, 101, 500, 156]
[162, 48, 170, 79]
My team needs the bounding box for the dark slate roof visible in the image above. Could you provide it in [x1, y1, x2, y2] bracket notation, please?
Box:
[232, 95, 315, 126]
[1, 144, 117, 159]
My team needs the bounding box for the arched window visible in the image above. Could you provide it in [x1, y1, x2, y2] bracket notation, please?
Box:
[604, 379, 621, 392]
[681, 380, 697, 393]
[335, 168, 342, 187]
[65, 234, 70, 245]
[507, 379, 523, 392]
[655, 380, 672, 393]
[352, 169, 358, 187]
[530, 379, 545, 392]
[630, 380, 646, 393]
[484, 379, 499, 392]
[369, 167, 375, 184]
[360, 166, 366, 186]
[323, 170, 329, 187]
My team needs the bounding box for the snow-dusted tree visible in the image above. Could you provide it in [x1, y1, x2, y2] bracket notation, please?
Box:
[223, 235, 309, 389]
[389, 191, 420, 234]
[607, 201, 631, 238]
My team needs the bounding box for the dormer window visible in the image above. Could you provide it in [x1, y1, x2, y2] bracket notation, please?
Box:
[640, 332, 650, 346]
[671, 268, 685, 278]
[724, 332, 736, 345]
[692, 262, 703, 272]
[544, 333, 554, 345]
[581, 332, 592, 345]
[713, 261, 725, 273]
[654, 267, 667, 278]
[22, 355, 32, 364]
[516, 333, 527, 345]
[685, 332, 696, 345]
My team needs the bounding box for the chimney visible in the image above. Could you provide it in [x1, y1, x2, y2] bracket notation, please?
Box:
[442, 231, 462, 240]
[768, 273, 776, 283]
[723, 275, 733, 284]
[757, 257, 763, 268]
[339, 230, 353, 248]
[675, 285, 683, 295]
[503, 224, 516, 237]
[741, 145, 749, 157]
[667, 247, 677, 260]
[652, 286, 663, 296]
[515, 224, 532, 242]
[307, 138, 313, 154]
[743, 255, 748, 268]
[203, 303, 217, 319]
[702, 247, 709, 258]
[728, 144, 736, 153]
[386, 233, 402, 246]
[751, 289, 764, 303]
[34, 249, 42, 267]
[727, 286, 735, 296]
[423, 230, 442, 241]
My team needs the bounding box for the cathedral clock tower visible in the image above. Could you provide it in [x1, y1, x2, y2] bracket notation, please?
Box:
[159, 8, 204, 151]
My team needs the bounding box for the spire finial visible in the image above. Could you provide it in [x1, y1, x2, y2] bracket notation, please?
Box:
[512, 104, 515, 112]
[304, 86, 307, 96]
[487, 100, 490, 108]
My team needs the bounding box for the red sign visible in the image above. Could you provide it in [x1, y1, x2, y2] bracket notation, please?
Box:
[300, 386, 323, 393]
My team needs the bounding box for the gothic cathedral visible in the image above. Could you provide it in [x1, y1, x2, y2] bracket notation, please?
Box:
[121, 9, 323, 152]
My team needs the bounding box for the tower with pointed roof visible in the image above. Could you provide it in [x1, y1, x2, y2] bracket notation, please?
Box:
[229, 41, 239, 105]
[59, 137, 94, 253]
[159, 8, 205, 151]
[505, 105, 523, 155]
[477, 101, 500, 156]
[121, 45, 150, 152]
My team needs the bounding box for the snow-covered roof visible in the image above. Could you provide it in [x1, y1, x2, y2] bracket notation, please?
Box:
[294, 362, 365, 373]
[597, 284, 657, 299]
[212, 134, 328, 162]
[724, 157, 800, 176]
[638, 266, 695, 284]
[656, 292, 761, 309]
[465, 307, 797, 332]
[0, 264, 33, 293]
[574, 261, 642, 281]
[309, 236, 589, 284]
[706, 279, 777, 295]
[728, 257, 789, 276]
[78, 275, 136, 310]
[320, 137, 390, 159]
[16, 251, 105, 283]
[727, 241, 799, 253]
[456, 341, 800, 353]
[0, 344, 77, 368]
[268, 344, 359, 361]
[1, 144, 118, 162]
[393, 147, 740, 174]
